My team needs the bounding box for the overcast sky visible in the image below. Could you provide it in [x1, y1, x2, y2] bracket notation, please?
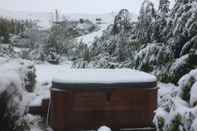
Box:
[0, 0, 174, 14]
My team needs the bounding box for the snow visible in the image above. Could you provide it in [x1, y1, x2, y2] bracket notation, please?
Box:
[154, 69, 197, 131]
[52, 69, 157, 84]
[0, 58, 35, 118]
[29, 62, 72, 107]
[24, 114, 53, 131]
[177, 69, 197, 106]
[97, 126, 111, 131]
[170, 54, 189, 72]
[29, 96, 43, 107]
[76, 23, 109, 46]
[154, 83, 190, 131]
[191, 118, 197, 131]
[190, 82, 197, 106]
[0, 58, 31, 93]
[158, 83, 178, 97]
[0, 69, 22, 94]
[179, 69, 197, 86]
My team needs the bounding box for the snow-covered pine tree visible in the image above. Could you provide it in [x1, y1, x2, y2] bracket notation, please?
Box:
[112, 9, 131, 34]
[158, 0, 170, 16]
[136, 0, 156, 43]
[167, 0, 197, 58]
[151, 0, 170, 42]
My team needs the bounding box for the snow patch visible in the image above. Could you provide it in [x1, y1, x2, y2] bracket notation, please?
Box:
[52, 69, 157, 84]
[97, 126, 111, 131]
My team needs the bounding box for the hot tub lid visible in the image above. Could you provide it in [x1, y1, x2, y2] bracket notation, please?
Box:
[52, 69, 157, 89]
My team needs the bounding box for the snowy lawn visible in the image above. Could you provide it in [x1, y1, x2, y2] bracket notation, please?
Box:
[30, 61, 72, 107]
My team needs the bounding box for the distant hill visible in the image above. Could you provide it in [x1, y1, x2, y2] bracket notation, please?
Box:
[0, 8, 52, 29]
[0, 8, 137, 29]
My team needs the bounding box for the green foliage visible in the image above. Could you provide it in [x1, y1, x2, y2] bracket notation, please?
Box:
[140, 63, 154, 72]
[160, 72, 174, 83]
[168, 114, 183, 131]
[158, 117, 165, 131]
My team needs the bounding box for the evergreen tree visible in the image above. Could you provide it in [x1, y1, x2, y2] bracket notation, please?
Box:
[112, 9, 131, 34]
[158, 0, 170, 16]
[166, 0, 197, 57]
[136, 0, 156, 43]
[0, 17, 33, 43]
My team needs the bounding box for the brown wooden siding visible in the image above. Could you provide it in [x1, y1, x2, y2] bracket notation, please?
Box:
[49, 87, 157, 131]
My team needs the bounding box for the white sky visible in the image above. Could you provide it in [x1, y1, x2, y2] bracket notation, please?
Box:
[0, 0, 174, 14]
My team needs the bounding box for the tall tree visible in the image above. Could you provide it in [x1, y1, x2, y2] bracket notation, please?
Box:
[158, 0, 170, 16]
[112, 9, 131, 34]
[136, 0, 156, 43]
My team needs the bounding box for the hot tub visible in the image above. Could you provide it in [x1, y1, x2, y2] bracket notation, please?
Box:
[48, 69, 158, 131]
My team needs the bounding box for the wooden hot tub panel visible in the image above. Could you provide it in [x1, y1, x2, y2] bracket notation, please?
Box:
[49, 88, 157, 130]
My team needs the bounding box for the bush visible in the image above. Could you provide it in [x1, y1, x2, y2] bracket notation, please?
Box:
[168, 114, 183, 131]
[23, 64, 36, 92]
[157, 117, 165, 131]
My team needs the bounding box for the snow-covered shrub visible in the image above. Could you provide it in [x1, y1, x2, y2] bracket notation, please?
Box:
[135, 43, 173, 70]
[72, 58, 90, 68]
[154, 69, 197, 131]
[191, 118, 197, 131]
[179, 76, 195, 103]
[134, 43, 174, 82]
[17, 114, 52, 131]
[178, 69, 197, 106]
[167, 114, 183, 131]
[180, 36, 197, 56]
[0, 44, 18, 58]
[0, 59, 36, 92]
[88, 53, 119, 68]
[165, 0, 197, 58]
[23, 63, 36, 92]
[0, 59, 36, 131]
[45, 49, 61, 64]
[190, 82, 197, 107]
[43, 22, 79, 63]
[169, 50, 197, 84]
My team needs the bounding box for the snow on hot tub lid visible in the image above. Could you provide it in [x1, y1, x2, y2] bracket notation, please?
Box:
[52, 69, 157, 89]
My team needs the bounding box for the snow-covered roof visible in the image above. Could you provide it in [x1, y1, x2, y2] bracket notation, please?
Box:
[52, 69, 157, 89]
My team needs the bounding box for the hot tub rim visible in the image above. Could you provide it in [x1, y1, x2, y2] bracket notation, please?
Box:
[51, 81, 157, 90]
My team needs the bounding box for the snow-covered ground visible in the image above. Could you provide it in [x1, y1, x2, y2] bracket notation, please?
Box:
[30, 61, 72, 106]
